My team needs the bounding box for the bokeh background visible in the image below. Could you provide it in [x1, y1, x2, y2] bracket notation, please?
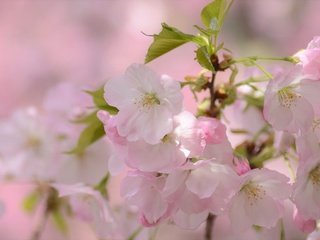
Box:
[0, 0, 320, 239]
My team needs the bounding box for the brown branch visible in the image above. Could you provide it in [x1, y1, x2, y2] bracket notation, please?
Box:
[29, 206, 50, 240]
[205, 213, 216, 240]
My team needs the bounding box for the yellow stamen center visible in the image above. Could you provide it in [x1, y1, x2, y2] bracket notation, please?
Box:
[241, 182, 266, 205]
[141, 92, 160, 108]
[277, 87, 300, 108]
[309, 165, 320, 186]
[25, 136, 42, 149]
[312, 118, 320, 132]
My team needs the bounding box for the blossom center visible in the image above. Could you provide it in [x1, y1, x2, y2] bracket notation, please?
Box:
[25, 136, 42, 149]
[161, 134, 173, 144]
[309, 165, 320, 186]
[241, 182, 266, 205]
[140, 92, 160, 108]
[277, 87, 301, 108]
[312, 118, 320, 132]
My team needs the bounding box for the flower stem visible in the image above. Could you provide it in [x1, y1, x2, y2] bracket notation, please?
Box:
[205, 214, 216, 240]
[233, 56, 297, 63]
[208, 72, 217, 117]
[29, 202, 50, 240]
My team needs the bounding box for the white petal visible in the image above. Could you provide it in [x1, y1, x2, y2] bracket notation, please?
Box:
[173, 210, 208, 229]
[244, 195, 281, 228]
[185, 167, 219, 199]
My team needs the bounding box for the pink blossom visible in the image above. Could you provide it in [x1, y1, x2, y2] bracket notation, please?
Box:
[263, 66, 320, 133]
[229, 168, 291, 231]
[163, 160, 241, 229]
[197, 117, 234, 165]
[125, 111, 200, 173]
[120, 171, 171, 227]
[233, 157, 251, 176]
[55, 140, 110, 185]
[104, 63, 183, 144]
[293, 208, 316, 233]
[292, 155, 320, 219]
[97, 110, 127, 175]
[43, 82, 92, 139]
[97, 110, 126, 145]
[296, 36, 320, 80]
[51, 183, 116, 238]
[307, 231, 320, 240]
[296, 127, 320, 162]
[0, 107, 61, 181]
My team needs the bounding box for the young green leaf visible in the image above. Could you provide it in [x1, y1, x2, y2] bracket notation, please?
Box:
[250, 146, 275, 168]
[85, 87, 118, 115]
[23, 191, 41, 213]
[145, 23, 207, 63]
[69, 116, 105, 154]
[51, 209, 68, 234]
[201, 0, 227, 29]
[196, 46, 215, 71]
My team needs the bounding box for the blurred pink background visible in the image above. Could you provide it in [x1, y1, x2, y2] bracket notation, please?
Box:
[1, 1, 320, 239]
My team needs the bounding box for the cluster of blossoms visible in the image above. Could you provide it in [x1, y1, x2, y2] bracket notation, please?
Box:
[0, 83, 146, 239]
[1, 37, 320, 239]
[1, 0, 320, 238]
[99, 63, 290, 233]
[264, 36, 320, 229]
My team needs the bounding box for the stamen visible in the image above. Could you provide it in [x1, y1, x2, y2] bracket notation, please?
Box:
[241, 182, 266, 205]
[161, 134, 172, 144]
[277, 87, 301, 108]
[312, 118, 320, 132]
[25, 136, 42, 149]
[134, 92, 160, 110]
[309, 165, 320, 186]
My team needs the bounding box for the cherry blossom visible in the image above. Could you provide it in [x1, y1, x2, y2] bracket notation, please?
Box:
[51, 183, 116, 238]
[120, 171, 171, 227]
[233, 157, 251, 176]
[293, 208, 316, 233]
[307, 231, 320, 240]
[292, 155, 320, 219]
[104, 63, 183, 144]
[229, 168, 291, 231]
[97, 110, 127, 175]
[0, 107, 60, 180]
[196, 117, 234, 165]
[124, 111, 200, 173]
[263, 66, 320, 133]
[163, 160, 241, 229]
[55, 141, 110, 185]
[296, 36, 320, 80]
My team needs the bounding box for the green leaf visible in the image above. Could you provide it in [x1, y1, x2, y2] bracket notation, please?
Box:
[94, 173, 110, 198]
[250, 146, 275, 168]
[201, 0, 227, 29]
[194, 25, 217, 37]
[23, 191, 40, 213]
[85, 87, 118, 115]
[244, 94, 264, 109]
[69, 116, 105, 154]
[51, 209, 68, 234]
[145, 23, 207, 63]
[72, 111, 99, 124]
[196, 46, 214, 71]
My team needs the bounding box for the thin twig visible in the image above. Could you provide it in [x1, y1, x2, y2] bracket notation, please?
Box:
[205, 213, 216, 240]
[29, 205, 50, 240]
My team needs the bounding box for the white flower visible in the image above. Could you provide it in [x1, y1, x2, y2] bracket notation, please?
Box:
[104, 63, 183, 144]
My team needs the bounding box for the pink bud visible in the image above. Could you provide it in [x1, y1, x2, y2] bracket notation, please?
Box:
[294, 208, 316, 233]
[97, 110, 126, 145]
[233, 157, 251, 176]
